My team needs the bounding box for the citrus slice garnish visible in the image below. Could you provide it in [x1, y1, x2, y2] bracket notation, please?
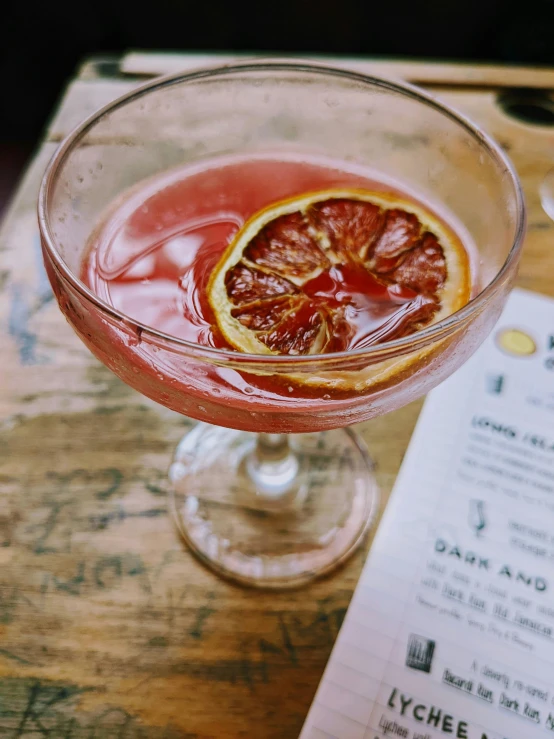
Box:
[208, 189, 470, 363]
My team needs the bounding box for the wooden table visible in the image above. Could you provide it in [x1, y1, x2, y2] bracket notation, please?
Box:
[1, 54, 553, 739]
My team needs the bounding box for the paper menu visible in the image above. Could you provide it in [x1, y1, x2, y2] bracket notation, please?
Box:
[300, 288, 554, 739]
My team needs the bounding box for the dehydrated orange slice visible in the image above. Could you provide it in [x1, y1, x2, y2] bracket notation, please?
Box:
[208, 189, 471, 366]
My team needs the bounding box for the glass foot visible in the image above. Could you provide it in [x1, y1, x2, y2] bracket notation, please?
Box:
[169, 423, 379, 588]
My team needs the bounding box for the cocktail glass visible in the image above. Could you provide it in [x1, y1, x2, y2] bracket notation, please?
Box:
[38, 62, 525, 588]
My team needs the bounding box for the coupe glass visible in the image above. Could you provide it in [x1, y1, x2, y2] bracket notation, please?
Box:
[38, 62, 525, 588]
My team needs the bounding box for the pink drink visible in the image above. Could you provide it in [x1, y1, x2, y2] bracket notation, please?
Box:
[78, 155, 470, 432]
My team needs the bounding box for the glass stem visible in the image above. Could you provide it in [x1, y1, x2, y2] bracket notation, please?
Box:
[246, 433, 300, 501]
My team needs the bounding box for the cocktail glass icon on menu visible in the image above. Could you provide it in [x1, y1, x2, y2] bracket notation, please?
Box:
[469, 500, 487, 538]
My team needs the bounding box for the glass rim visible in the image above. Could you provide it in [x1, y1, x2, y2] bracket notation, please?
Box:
[38, 59, 526, 368]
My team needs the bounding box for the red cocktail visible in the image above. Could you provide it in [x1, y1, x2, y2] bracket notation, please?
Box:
[81, 154, 471, 419]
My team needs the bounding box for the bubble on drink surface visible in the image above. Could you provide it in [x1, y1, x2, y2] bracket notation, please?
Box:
[123, 255, 156, 279]
[163, 234, 203, 269]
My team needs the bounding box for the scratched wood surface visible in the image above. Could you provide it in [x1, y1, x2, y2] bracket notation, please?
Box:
[1, 55, 553, 738]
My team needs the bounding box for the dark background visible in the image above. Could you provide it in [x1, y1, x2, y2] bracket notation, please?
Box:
[2, 0, 554, 210]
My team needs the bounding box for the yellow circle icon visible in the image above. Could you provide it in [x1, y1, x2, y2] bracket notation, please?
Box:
[497, 328, 537, 357]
